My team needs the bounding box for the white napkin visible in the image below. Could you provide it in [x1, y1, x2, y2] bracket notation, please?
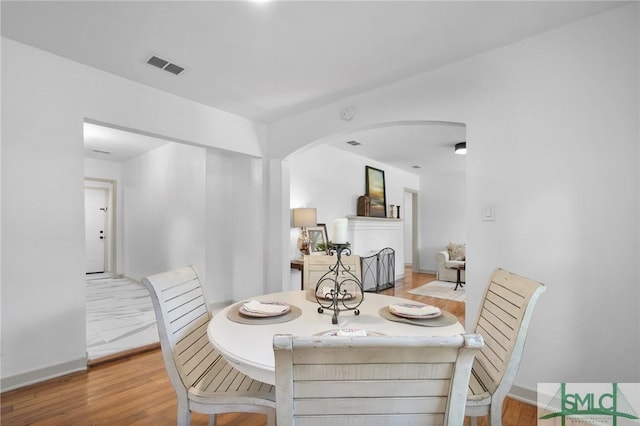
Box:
[336, 328, 368, 336]
[389, 303, 440, 317]
[317, 286, 334, 297]
[242, 300, 289, 314]
[317, 286, 350, 299]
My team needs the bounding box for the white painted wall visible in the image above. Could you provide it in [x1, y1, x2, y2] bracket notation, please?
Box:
[1, 38, 268, 390]
[122, 142, 206, 284]
[420, 169, 466, 272]
[229, 155, 266, 302]
[206, 149, 235, 304]
[204, 149, 268, 304]
[3, 41, 89, 387]
[289, 144, 419, 234]
[268, 5, 640, 395]
[403, 190, 413, 265]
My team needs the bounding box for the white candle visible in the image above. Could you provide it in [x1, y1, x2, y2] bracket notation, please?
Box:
[332, 218, 348, 244]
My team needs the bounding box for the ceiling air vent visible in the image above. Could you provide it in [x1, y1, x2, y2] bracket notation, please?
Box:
[163, 63, 185, 75]
[146, 55, 185, 76]
[147, 55, 169, 69]
[92, 149, 112, 155]
[346, 140, 361, 146]
[411, 165, 422, 169]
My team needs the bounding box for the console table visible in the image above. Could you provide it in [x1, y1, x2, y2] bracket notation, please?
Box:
[290, 259, 304, 290]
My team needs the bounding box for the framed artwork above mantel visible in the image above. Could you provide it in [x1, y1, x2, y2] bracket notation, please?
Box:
[365, 166, 387, 218]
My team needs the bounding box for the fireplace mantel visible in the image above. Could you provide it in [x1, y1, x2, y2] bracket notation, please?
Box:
[346, 215, 404, 279]
[346, 215, 402, 223]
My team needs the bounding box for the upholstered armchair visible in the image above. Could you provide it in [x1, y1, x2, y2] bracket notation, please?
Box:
[436, 242, 466, 283]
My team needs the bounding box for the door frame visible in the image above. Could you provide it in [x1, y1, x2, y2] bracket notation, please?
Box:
[403, 188, 420, 273]
[84, 178, 117, 278]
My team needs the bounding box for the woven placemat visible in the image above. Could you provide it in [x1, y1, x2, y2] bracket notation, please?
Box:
[378, 306, 458, 327]
[227, 303, 302, 325]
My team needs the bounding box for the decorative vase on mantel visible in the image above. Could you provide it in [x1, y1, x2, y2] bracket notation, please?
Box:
[357, 195, 371, 217]
[389, 204, 395, 218]
[396, 205, 401, 219]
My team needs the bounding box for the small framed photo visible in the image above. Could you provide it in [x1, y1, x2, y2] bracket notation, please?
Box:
[307, 224, 329, 255]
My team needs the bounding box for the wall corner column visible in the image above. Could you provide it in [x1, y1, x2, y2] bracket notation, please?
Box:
[265, 158, 290, 294]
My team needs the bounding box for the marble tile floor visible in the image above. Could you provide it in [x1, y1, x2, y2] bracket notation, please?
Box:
[86, 276, 159, 361]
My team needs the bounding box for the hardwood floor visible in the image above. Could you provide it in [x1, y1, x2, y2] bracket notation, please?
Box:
[1, 268, 537, 425]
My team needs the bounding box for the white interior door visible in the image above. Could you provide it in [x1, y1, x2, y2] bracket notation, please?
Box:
[85, 187, 108, 273]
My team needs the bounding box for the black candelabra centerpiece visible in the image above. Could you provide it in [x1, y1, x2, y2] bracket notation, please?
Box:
[315, 243, 364, 324]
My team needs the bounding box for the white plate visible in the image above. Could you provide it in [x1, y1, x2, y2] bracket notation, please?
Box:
[388, 303, 442, 319]
[239, 302, 290, 318]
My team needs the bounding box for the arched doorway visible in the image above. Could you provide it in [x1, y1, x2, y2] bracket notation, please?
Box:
[282, 120, 466, 289]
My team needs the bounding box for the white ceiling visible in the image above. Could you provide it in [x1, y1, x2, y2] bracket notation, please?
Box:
[83, 122, 170, 163]
[2, 1, 627, 170]
[325, 121, 467, 174]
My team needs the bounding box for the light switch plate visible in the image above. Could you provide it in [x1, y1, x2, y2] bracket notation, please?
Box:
[482, 204, 495, 221]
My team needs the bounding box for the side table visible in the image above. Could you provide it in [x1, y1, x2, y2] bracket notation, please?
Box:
[452, 264, 466, 291]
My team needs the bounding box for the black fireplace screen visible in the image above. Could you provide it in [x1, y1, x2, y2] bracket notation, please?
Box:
[360, 247, 395, 292]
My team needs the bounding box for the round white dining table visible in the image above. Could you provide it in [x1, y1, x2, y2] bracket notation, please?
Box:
[207, 290, 465, 385]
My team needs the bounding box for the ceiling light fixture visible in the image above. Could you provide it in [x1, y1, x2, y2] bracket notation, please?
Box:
[346, 140, 361, 146]
[454, 142, 467, 155]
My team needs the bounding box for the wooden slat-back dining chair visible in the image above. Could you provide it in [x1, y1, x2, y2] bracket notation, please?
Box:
[303, 254, 361, 292]
[466, 268, 546, 426]
[274, 333, 484, 426]
[142, 266, 275, 426]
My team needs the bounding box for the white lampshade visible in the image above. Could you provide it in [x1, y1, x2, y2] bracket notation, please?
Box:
[292, 208, 317, 228]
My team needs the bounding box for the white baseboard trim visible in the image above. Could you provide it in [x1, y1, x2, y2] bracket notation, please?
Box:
[509, 384, 539, 406]
[1, 357, 87, 392]
[209, 300, 233, 315]
[417, 269, 437, 275]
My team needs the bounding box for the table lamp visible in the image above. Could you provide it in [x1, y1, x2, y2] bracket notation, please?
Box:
[293, 208, 317, 257]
